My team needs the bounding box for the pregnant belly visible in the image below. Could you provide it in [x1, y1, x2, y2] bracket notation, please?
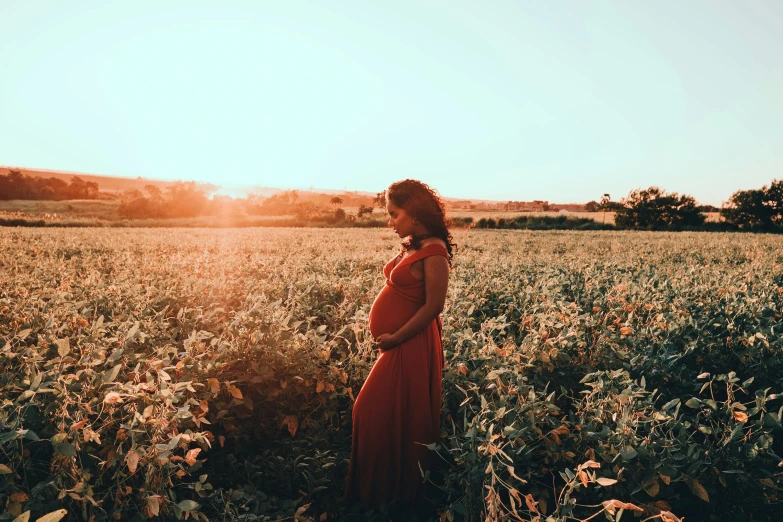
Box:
[368, 285, 420, 338]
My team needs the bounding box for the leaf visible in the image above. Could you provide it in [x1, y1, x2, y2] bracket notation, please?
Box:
[126, 450, 140, 473]
[102, 364, 121, 384]
[620, 445, 638, 461]
[16, 329, 31, 340]
[127, 322, 139, 340]
[146, 496, 161, 517]
[662, 398, 680, 411]
[688, 478, 710, 502]
[619, 326, 632, 335]
[207, 378, 220, 393]
[228, 384, 243, 399]
[524, 494, 539, 513]
[56, 338, 70, 358]
[282, 415, 298, 437]
[697, 372, 710, 379]
[579, 460, 601, 469]
[177, 500, 200, 512]
[733, 411, 749, 423]
[103, 392, 122, 405]
[602, 500, 644, 515]
[34, 510, 67, 522]
[724, 424, 744, 446]
[486, 369, 508, 380]
[295, 503, 311, 521]
[316, 380, 324, 393]
[10, 492, 28, 502]
[185, 448, 201, 466]
[53, 442, 77, 457]
[643, 479, 660, 497]
[660, 512, 683, 522]
[596, 477, 618, 486]
[685, 398, 701, 408]
[0, 463, 13, 474]
[12, 512, 30, 522]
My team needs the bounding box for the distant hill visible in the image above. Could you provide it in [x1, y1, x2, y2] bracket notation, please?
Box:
[0, 166, 218, 195]
[1, 165, 587, 210]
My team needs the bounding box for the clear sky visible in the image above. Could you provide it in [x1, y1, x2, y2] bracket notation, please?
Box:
[1, 1, 781, 205]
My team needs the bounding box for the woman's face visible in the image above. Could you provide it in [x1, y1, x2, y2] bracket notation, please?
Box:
[386, 200, 422, 238]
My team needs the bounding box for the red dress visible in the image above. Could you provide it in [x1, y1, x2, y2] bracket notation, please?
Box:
[344, 243, 447, 507]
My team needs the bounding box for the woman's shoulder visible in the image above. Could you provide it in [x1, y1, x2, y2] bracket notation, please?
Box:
[416, 238, 449, 259]
[420, 237, 448, 249]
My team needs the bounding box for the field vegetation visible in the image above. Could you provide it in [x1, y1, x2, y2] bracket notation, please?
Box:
[1, 228, 782, 521]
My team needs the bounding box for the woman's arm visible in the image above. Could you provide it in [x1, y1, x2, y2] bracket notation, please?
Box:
[375, 254, 449, 351]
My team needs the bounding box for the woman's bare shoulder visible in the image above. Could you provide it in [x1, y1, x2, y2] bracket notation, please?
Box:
[421, 237, 448, 249]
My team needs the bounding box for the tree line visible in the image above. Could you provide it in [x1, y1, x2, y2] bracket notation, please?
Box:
[0, 170, 101, 200]
[3, 168, 782, 232]
[595, 180, 783, 232]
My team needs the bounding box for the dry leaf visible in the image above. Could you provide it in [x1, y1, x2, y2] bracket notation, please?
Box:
[579, 459, 601, 470]
[126, 450, 140, 474]
[577, 470, 588, 487]
[147, 496, 161, 517]
[294, 503, 311, 521]
[207, 378, 220, 393]
[0, 463, 13, 474]
[103, 392, 122, 405]
[457, 363, 468, 376]
[316, 381, 324, 393]
[659, 474, 671, 485]
[10, 492, 28, 503]
[228, 384, 243, 399]
[524, 493, 539, 513]
[34, 510, 68, 522]
[602, 500, 643, 515]
[596, 477, 618, 486]
[282, 415, 299, 437]
[733, 411, 748, 423]
[70, 419, 87, 431]
[643, 479, 660, 497]
[660, 511, 683, 522]
[688, 478, 710, 502]
[12, 511, 30, 522]
[185, 448, 201, 466]
[620, 327, 632, 335]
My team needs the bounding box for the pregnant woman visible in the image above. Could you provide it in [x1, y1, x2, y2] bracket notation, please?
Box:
[344, 179, 455, 511]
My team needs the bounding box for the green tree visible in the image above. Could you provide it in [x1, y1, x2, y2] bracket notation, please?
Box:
[722, 180, 783, 231]
[615, 187, 705, 230]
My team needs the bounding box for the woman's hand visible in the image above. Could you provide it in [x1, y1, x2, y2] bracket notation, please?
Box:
[374, 333, 398, 351]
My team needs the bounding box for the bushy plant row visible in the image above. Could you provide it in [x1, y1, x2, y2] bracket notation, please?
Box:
[1, 229, 781, 521]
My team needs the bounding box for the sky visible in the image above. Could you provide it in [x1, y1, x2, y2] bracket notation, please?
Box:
[1, 1, 782, 205]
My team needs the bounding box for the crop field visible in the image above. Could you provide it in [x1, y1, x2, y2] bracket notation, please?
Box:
[1, 228, 782, 521]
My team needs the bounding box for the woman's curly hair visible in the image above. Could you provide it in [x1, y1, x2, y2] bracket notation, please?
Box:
[386, 179, 456, 267]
